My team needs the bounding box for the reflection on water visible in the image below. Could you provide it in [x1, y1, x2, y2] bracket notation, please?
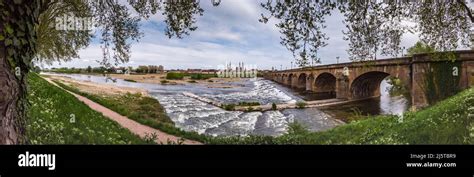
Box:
[318, 79, 410, 122]
[42, 73, 409, 136]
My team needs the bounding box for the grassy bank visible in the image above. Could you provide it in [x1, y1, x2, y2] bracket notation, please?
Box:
[208, 88, 474, 144]
[52, 80, 208, 143]
[26, 73, 150, 144]
[43, 74, 473, 145]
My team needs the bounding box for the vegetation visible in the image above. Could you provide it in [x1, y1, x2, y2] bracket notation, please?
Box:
[26, 74, 149, 144]
[31, 73, 474, 145]
[296, 101, 307, 109]
[221, 104, 236, 111]
[187, 80, 197, 83]
[2, 0, 473, 144]
[421, 61, 462, 104]
[190, 73, 216, 80]
[124, 79, 137, 83]
[272, 103, 277, 110]
[52, 80, 207, 143]
[260, 1, 472, 64]
[166, 72, 185, 80]
[386, 77, 408, 97]
[160, 80, 169, 84]
[208, 88, 474, 144]
[237, 102, 261, 107]
[406, 41, 436, 56]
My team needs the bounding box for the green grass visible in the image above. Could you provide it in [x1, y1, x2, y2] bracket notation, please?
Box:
[296, 101, 307, 109]
[41, 73, 474, 145]
[166, 72, 185, 80]
[52, 80, 208, 143]
[208, 88, 474, 144]
[190, 73, 216, 80]
[26, 73, 150, 144]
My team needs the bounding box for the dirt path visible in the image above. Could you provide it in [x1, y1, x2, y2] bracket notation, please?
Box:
[43, 77, 202, 145]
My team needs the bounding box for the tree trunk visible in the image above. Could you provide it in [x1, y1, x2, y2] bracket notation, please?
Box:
[0, 42, 25, 145]
[0, 0, 44, 144]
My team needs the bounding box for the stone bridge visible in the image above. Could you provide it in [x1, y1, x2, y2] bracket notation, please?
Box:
[265, 50, 474, 109]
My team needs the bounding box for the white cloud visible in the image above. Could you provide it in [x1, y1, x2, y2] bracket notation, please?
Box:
[50, 0, 434, 70]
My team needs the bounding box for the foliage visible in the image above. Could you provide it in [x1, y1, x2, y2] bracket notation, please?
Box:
[162, 0, 204, 38]
[208, 88, 474, 144]
[237, 102, 260, 107]
[26, 73, 149, 144]
[124, 79, 137, 83]
[190, 73, 216, 80]
[296, 101, 307, 109]
[34, 0, 92, 65]
[259, 1, 473, 63]
[406, 41, 436, 56]
[166, 72, 184, 80]
[221, 104, 236, 111]
[386, 77, 408, 97]
[160, 80, 169, 84]
[421, 61, 462, 105]
[50, 67, 83, 74]
[272, 103, 277, 110]
[53, 80, 207, 143]
[260, 1, 334, 66]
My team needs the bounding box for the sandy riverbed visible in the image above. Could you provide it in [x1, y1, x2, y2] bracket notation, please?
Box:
[107, 73, 245, 89]
[43, 75, 149, 96]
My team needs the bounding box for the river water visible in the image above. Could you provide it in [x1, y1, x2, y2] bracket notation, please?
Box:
[43, 73, 409, 137]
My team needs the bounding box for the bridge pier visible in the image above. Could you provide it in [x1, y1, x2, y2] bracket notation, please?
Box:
[336, 74, 349, 99]
[266, 50, 474, 110]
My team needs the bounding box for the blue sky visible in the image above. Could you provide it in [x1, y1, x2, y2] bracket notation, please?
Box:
[50, 0, 447, 70]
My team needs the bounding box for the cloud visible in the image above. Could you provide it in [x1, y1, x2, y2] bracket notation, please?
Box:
[50, 0, 430, 70]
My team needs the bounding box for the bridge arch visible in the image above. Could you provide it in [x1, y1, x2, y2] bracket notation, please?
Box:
[287, 73, 294, 87]
[297, 73, 308, 89]
[313, 72, 337, 95]
[350, 71, 391, 99]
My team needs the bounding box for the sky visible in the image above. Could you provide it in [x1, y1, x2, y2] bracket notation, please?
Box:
[48, 0, 467, 70]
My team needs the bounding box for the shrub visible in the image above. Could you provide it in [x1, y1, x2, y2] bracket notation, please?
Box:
[190, 73, 216, 80]
[166, 72, 184, 80]
[222, 104, 236, 111]
[296, 101, 307, 109]
[124, 79, 137, 82]
[238, 102, 260, 106]
[160, 80, 169, 84]
[272, 103, 277, 110]
[246, 106, 254, 112]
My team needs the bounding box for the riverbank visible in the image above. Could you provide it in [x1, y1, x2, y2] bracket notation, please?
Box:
[107, 73, 245, 89]
[207, 87, 474, 144]
[26, 73, 151, 144]
[46, 75, 207, 143]
[29, 73, 473, 144]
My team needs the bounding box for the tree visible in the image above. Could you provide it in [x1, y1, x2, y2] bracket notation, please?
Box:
[1, 0, 473, 144]
[86, 66, 92, 73]
[406, 41, 436, 56]
[260, 1, 334, 66]
[260, 0, 473, 63]
[0, 0, 205, 144]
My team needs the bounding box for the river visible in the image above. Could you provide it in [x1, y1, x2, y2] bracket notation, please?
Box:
[42, 73, 410, 137]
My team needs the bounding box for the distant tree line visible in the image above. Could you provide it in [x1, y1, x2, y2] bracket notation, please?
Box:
[46, 65, 164, 74]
